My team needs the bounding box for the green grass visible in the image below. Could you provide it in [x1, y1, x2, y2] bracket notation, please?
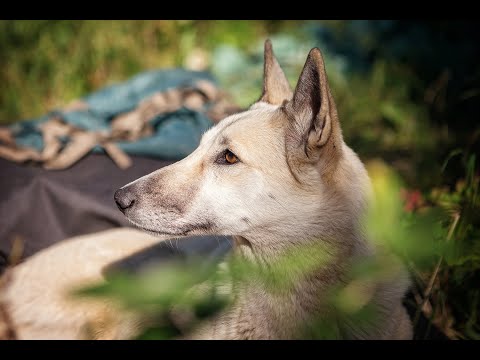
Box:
[0, 20, 300, 123]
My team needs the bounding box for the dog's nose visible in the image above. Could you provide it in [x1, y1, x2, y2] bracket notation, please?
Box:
[114, 188, 136, 213]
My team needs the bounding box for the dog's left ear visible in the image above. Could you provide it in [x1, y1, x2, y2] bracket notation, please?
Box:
[259, 39, 293, 105]
[284, 48, 341, 159]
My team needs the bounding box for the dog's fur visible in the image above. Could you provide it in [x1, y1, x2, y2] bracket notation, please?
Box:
[2, 41, 412, 339]
[114, 41, 413, 339]
[1, 228, 160, 339]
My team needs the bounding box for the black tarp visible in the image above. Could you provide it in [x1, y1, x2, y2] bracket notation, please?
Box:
[0, 154, 170, 258]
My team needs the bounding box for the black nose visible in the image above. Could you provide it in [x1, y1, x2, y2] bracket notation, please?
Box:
[114, 188, 136, 213]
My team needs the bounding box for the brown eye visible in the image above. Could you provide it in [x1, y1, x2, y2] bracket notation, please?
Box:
[215, 149, 240, 165]
[225, 150, 238, 164]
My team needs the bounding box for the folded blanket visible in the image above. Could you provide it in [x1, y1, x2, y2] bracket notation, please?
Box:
[0, 69, 240, 169]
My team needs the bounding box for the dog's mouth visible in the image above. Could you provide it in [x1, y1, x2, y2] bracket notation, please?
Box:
[126, 218, 215, 238]
[139, 227, 188, 237]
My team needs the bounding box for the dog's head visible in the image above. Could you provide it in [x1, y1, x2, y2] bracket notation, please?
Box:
[115, 40, 370, 246]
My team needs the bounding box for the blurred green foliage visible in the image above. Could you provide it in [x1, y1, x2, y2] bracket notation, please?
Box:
[2, 20, 479, 339]
[0, 20, 298, 122]
[77, 241, 336, 339]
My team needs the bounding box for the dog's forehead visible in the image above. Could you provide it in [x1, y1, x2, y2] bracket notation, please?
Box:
[201, 102, 281, 145]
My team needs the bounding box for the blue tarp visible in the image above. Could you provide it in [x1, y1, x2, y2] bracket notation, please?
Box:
[9, 69, 216, 160]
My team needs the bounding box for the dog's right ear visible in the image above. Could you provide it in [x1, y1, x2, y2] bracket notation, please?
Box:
[259, 39, 293, 105]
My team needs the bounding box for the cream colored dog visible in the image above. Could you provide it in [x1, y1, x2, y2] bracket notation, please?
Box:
[1, 40, 412, 339]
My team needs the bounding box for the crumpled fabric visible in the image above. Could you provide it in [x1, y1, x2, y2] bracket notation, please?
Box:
[0, 69, 240, 169]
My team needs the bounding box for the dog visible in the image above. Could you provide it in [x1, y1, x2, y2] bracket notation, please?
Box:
[113, 40, 413, 339]
[1, 40, 412, 339]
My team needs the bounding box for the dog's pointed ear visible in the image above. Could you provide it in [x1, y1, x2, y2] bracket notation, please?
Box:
[259, 39, 293, 105]
[284, 48, 341, 158]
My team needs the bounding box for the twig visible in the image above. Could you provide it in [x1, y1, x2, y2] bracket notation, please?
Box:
[413, 212, 460, 329]
[407, 260, 426, 288]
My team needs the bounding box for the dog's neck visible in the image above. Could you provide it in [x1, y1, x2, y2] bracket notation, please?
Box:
[233, 231, 354, 261]
[221, 231, 371, 338]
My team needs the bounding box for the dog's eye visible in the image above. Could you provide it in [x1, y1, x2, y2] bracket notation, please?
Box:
[225, 150, 238, 164]
[216, 149, 239, 165]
